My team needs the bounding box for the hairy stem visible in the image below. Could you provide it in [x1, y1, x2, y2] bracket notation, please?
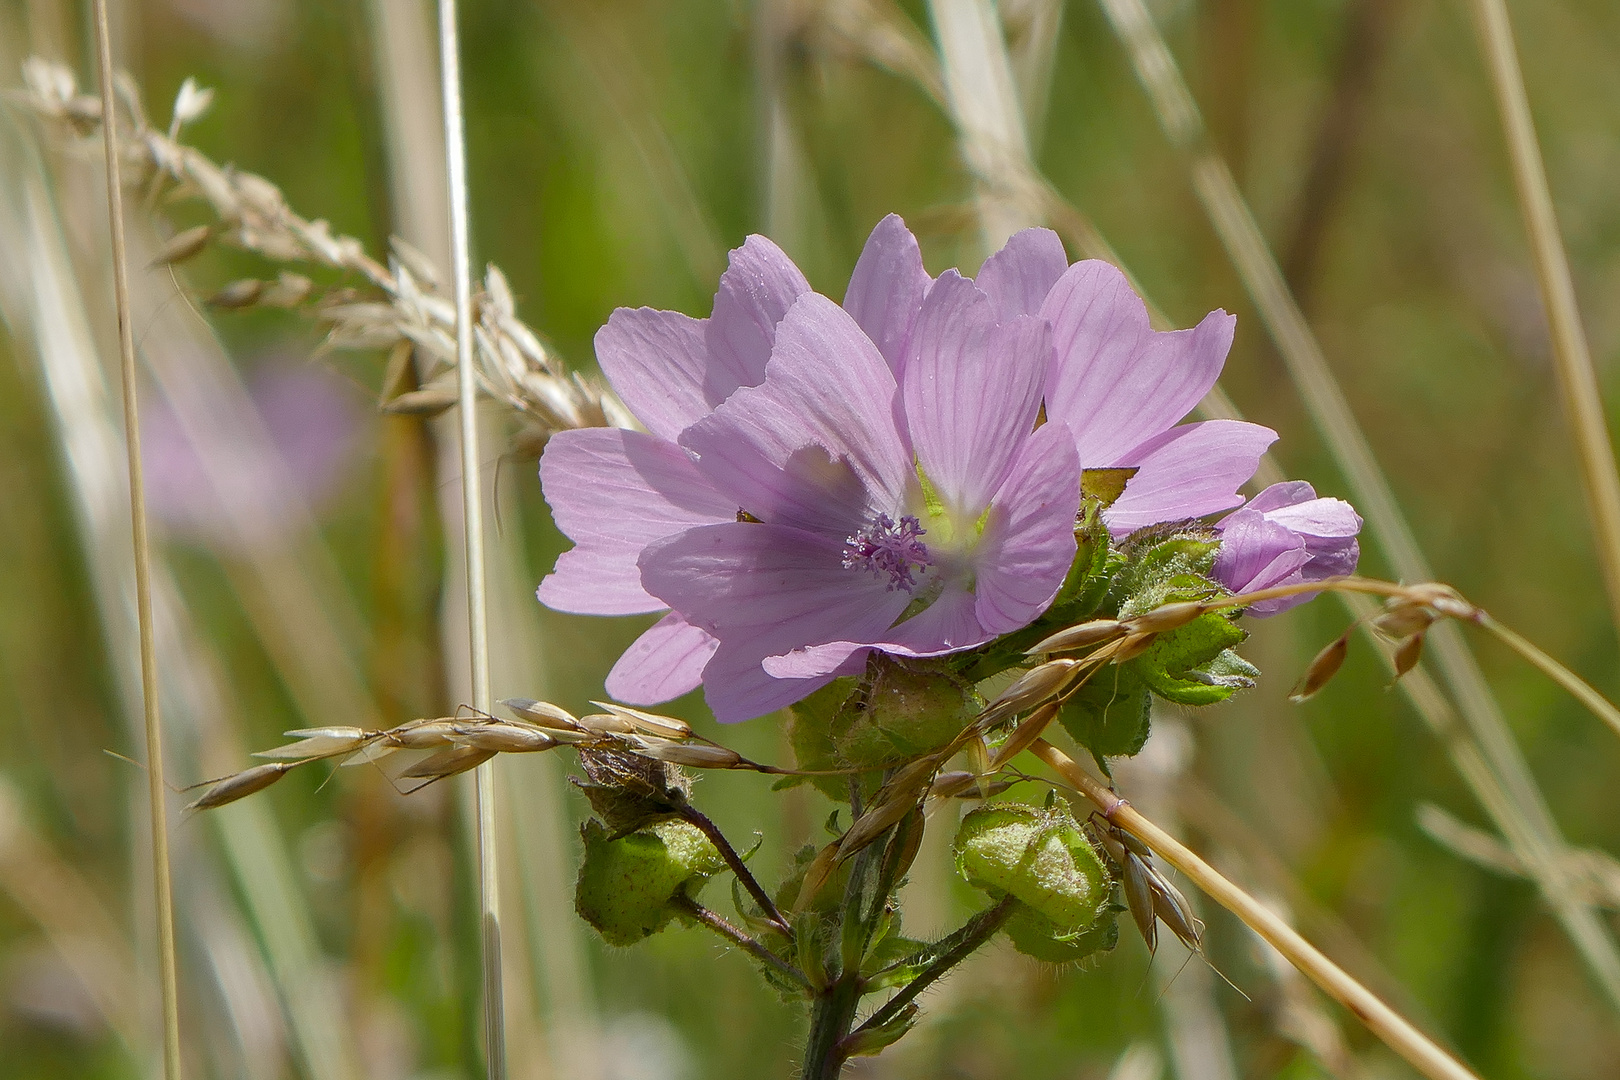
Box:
[802, 974, 865, 1080]
[669, 895, 809, 989]
[677, 805, 794, 938]
[855, 893, 1015, 1037]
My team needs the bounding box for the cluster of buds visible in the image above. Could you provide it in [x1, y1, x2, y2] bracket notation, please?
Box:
[12, 57, 632, 446]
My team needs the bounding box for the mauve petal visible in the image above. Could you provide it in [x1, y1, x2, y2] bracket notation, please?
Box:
[764, 584, 988, 678]
[844, 214, 932, 375]
[1244, 480, 1316, 515]
[975, 227, 1069, 321]
[1266, 496, 1363, 541]
[1079, 310, 1236, 466]
[1040, 260, 1152, 455]
[700, 641, 841, 722]
[605, 612, 719, 705]
[903, 272, 1049, 515]
[640, 522, 909, 645]
[1216, 486, 1362, 616]
[681, 293, 913, 536]
[762, 640, 869, 679]
[1103, 420, 1277, 534]
[594, 308, 713, 439]
[974, 422, 1083, 634]
[640, 522, 909, 722]
[703, 235, 810, 403]
[537, 429, 736, 615]
[1213, 509, 1309, 595]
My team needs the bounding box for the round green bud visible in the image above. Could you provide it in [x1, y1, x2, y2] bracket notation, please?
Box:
[834, 658, 978, 769]
[953, 803, 1109, 929]
[575, 817, 725, 946]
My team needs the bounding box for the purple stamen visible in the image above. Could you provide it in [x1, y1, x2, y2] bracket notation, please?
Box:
[843, 513, 932, 592]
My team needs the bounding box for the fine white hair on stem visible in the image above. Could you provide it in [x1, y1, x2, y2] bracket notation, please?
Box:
[1466, 0, 1620, 633]
[1090, 0, 1620, 1013]
[435, 1, 506, 1076]
[90, 2, 182, 1075]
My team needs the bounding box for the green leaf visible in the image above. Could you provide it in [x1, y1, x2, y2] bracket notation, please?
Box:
[1058, 663, 1152, 759]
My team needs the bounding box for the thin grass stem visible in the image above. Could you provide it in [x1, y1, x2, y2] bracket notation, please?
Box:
[435, 1, 504, 1075]
[91, 4, 182, 1075]
[1031, 741, 1480, 1080]
[1092, 0, 1620, 1012]
[1477, 613, 1620, 741]
[1467, 0, 1620, 633]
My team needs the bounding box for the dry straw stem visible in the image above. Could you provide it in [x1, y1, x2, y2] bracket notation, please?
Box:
[1030, 741, 1480, 1080]
[1468, 0, 1620, 633]
[1091, 0, 1620, 1010]
[434, 0, 505, 1073]
[91, 3, 182, 1075]
[11, 58, 628, 443]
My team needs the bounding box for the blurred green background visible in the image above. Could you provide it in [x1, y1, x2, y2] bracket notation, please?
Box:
[2, 0, 1619, 1078]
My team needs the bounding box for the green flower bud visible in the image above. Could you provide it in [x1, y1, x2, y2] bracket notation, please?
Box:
[834, 657, 977, 769]
[953, 803, 1109, 929]
[575, 817, 725, 946]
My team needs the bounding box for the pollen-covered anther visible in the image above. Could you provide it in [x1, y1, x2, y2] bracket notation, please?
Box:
[842, 513, 933, 592]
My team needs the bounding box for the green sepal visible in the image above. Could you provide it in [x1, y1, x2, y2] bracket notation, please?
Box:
[839, 1004, 919, 1058]
[1134, 611, 1255, 705]
[1049, 499, 1118, 620]
[574, 818, 725, 947]
[953, 802, 1109, 928]
[1058, 664, 1152, 760]
[1110, 523, 1223, 618]
[787, 679, 858, 801]
[1003, 902, 1121, 965]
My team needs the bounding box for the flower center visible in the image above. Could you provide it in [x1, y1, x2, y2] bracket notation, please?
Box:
[843, 514, 933, 592]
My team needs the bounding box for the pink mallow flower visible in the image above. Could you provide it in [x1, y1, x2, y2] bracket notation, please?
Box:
[539, 214, 1281, 722]
[1213, 482, 1363, 616]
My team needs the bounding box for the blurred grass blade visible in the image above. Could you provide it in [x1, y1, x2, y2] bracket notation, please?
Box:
[1, 133, 361, 1080]
[1092, 0, 1620, 1012]
[1467, 0, 1620, 634]
[926, 0, 1038, 254]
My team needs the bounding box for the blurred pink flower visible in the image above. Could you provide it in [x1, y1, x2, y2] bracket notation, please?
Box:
[143, 360, 366, 546]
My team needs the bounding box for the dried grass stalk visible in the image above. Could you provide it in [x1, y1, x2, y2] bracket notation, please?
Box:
[1467, 0, 1620, 632]
[12, 58, 632, 447]
[90, 3, 182, 1073]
